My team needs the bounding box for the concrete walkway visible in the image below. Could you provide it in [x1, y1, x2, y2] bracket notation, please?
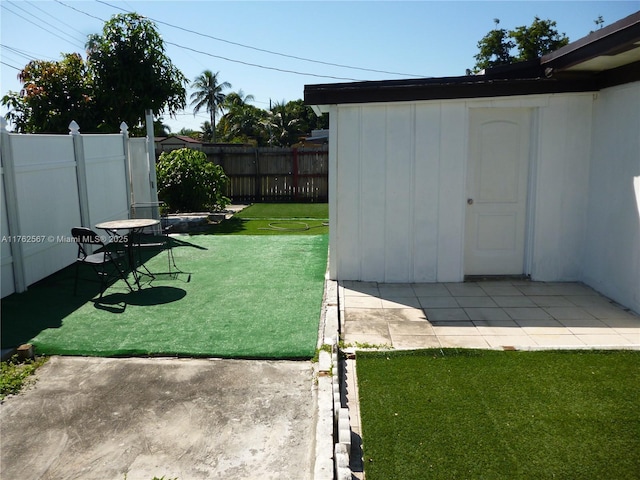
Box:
[340, 280, 640, 350]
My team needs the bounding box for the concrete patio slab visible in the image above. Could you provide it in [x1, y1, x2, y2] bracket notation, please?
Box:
[0, 356, 317, 480]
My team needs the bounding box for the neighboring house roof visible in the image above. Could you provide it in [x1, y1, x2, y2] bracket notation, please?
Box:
[304, 11, 640, 108]
[156, 135, 202, 144]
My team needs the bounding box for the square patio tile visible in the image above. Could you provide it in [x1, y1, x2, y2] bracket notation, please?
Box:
[504, 307, 553, 320]
[557, 317, 608, 329]
[432, 324, 480, 336]
[545, 283, 598, 296]
[520, 325, 572, 335]
[392, 335, 441, 349]
[388, 321, 436, 336]
[419, 296, 459, 308]
[384, 308, 428, 322]
[544, 307, 596, 320]
[464, 308, 512, 321]
[566, 295, 614, 307]
[424, 308, 470, 322]
[529, 296, 575, 307]
[411, 283, 451, 296]
[586, 306, 639, 320]
[342, 332, 392, 347]
[474, 320, 521, 335]
[479, 285, 523, 296]
[455, 296, 498, 308]
[343, 318, 390, 336]
[378, 284, 416, 297]
[444, 283, 487, 296]
[381, 297, 422, 309]
[515, 284, 560, 296]
[492, 296, 536, 307]
[344, 296, 384, 309]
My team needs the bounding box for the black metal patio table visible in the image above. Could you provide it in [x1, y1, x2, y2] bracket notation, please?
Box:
[95, 218, 160, 290]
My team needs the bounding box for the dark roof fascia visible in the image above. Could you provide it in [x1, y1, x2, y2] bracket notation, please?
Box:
[541, 11, 640, 71]
[595, 60, 640, 89]
[304, 75, 598, 106]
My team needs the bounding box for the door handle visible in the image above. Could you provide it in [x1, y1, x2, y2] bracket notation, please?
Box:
[467, 198, 474, 205]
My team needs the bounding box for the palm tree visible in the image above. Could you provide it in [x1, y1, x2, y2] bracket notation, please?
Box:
[222, 89, 255, 110]
[189, 70, 231, 143]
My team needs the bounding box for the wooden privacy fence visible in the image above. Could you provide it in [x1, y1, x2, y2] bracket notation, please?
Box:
[194, 145, 328, 203]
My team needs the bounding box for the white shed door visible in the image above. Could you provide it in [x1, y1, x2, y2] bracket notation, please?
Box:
[464, 108, 531, 276]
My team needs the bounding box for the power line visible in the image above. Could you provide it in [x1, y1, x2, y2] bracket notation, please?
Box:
[25, 0, 90, 39]
[53, 0, 104, 22]
[165, 41, 364, 82]
[95, 0, 426, 78]
[9, 0, 86, 45]
[2, 2, 84, 50]
[1, 60, 22, 71]
[53, 0, 366, 81]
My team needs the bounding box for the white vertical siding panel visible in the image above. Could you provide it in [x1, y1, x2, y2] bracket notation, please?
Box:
[335, 106, 362, 280]
[359, 106, 387, 281]
[413, 103, 441, 282]
[384, 105, 415, 282]
[532, 94, 592, 280]
[584, 83, 640, 313]
[328, 106, 339, 279]
[437, 104, 466, 281]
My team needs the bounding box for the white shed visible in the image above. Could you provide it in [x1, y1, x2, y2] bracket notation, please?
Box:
[305, 12, 640, 314]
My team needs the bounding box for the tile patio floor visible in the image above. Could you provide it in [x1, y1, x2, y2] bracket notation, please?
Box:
[339, 280, 640, 350]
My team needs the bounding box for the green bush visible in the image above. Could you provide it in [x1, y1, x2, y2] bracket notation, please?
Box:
[156, 148, 230, 213]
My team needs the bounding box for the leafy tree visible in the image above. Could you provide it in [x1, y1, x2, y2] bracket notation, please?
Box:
[156, 148, 229, 212]
[86, 13, 186, 133]
[189, 70, 231, 142]
[510, 17, 569, 62]
[473, 19, 516, 71]
[472, 17, 569, 72]
[3, 13, 186, 134]
[1, 53, 96, 133]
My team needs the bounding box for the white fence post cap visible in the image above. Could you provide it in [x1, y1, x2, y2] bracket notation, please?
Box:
[120, 122, 128, 134]
[1, 116, 7, 132]
[68, 120, 80, 135]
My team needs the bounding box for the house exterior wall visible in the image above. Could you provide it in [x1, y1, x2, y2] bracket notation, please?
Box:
[583, 82, 640, 313]
[329, 93, 595, 284]
[530, 94, 593, 281]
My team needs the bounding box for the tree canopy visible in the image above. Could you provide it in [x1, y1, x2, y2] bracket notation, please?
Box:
[2, 13, 186, 133]
[472, 17, 569, 72]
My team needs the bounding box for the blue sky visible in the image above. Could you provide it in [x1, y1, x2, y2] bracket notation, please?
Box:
[1, 1, 638, 133]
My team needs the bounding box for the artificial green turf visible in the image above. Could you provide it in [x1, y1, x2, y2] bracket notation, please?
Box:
[356, 349, 640, 480]
[1, 235, 328, 359]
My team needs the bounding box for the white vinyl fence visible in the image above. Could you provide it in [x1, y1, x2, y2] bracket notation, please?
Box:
[0, 119, 157, 298]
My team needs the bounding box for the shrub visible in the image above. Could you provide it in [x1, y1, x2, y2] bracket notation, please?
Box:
[156, 148, 230, 213]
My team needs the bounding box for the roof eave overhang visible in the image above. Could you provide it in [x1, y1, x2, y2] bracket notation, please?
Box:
[304, 76, 598, 107]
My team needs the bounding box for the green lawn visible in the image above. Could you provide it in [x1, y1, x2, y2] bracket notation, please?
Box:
[356, 349, 640, 480]
[206, 203, 328, 235]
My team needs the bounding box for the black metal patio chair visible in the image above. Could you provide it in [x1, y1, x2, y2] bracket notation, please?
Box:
[72, 227, 132, 297]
